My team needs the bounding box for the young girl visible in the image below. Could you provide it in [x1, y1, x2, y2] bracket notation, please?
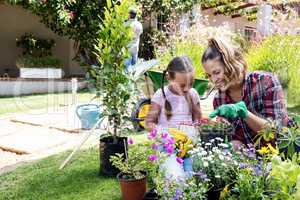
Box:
[146, 56, 202, 130]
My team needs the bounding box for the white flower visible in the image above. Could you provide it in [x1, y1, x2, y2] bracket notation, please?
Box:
[215, 175, 221, 178]
[206, 156, 213, 162]
[221, 163, 227, 167]
[215, 137, 223, 142]
[205, 142, 212, 146]
[218, 155, 224, 160]
[218, 143, 229, 148]
[203, 161, 209, 167]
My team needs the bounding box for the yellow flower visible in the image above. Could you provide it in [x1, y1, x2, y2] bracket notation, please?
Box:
[257, 146, 270, 155]
[257, 144, 279, 156]
[220, 185, 230, 199]
[267, 143, 279, 155]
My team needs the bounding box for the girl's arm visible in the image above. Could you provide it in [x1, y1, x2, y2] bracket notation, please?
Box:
[145, 102, 161, 131]
[244, 112, 269, 133]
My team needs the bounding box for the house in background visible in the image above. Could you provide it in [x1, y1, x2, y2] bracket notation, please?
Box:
[0, 3, 85, 78]
[200, 1, 300, 41]
[0, 3, 87, 96]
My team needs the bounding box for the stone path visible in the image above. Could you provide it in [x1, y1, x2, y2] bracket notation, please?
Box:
[0, 105, 104, 175]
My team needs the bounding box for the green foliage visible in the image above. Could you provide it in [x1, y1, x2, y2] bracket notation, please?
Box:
[269, 155, 300, 200]
[110, 144, 155, 180]
[90, 0, 135, 139]
[16, 33, 55, 57]
[278, 127, 300, 160]
[246, 35, 300, 104]
[16, 55, 63, 68]
[5, 0, 110, 65]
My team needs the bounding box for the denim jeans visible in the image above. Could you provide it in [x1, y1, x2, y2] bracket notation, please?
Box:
[125, 52, 138, 73]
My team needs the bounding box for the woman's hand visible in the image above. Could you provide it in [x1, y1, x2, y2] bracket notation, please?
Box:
[209, 101, 248, 119]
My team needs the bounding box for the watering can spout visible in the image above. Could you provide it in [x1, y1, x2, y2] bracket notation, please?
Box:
[76, 104, 102, 130]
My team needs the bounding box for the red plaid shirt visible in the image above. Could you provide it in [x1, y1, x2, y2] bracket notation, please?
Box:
[213, 71, 294, 144]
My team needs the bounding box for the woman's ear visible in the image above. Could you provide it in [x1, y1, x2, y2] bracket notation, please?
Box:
[165, 72, 170, 81]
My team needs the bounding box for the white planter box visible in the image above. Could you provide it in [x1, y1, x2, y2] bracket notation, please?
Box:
[20, 68, 63, 79]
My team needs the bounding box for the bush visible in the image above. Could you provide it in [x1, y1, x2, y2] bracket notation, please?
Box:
[16, 55, 63, 68]
[246, 35, 300, 104]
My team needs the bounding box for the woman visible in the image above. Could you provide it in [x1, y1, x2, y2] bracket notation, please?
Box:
[201, 38, 294, 148]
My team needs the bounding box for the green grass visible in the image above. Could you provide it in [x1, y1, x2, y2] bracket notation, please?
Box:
[0, 91, 97, 116]
[0, 147, 121, 200]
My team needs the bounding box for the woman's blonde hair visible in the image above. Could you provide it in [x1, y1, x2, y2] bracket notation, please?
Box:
[201, 38, 247, 85]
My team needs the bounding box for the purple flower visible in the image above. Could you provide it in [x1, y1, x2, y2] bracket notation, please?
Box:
[148, 154, 157, 161]
[194, 171, 208, 180]
[148, 128, 158, 140]
[151, 143, 159, 150]
[239, 162, 249, 169]
[176, 157, 184, 164]
[166, 146, 174, 155]
[128, 138, 133, 145]
[173, 188, 182, 200]
[167, 137, 175, 145]
[161, 132, 168, 139]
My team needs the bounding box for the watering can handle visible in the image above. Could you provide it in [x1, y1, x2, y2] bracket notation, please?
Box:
[76, 104, 100, 119]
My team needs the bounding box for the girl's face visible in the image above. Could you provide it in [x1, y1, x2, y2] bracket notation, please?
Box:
[168, 71, 194, 96]
[203, 59, 230, 92]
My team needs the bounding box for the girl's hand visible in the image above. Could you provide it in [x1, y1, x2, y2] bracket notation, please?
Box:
[209, 101, 248, 119]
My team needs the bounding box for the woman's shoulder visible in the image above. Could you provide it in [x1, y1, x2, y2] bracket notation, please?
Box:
[246, 71, 282, 91]
[247, 71, 276, 80]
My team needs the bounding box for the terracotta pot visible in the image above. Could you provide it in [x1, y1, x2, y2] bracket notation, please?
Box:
[117, 171, 147, 200]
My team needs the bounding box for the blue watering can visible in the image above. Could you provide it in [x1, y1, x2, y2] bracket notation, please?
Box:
[76, 104, 102, 130]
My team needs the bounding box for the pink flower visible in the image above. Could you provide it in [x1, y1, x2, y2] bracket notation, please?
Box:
[69, 11, 76, 20]
[166, 146, 174, 155]
[148, 154, 158, 161]
[161, 132, 168, 139]
[128, 138, 133, 145]
[148, 128, 158, 140]
[176, 157, 184, 164]
[167, 137, 175, 145]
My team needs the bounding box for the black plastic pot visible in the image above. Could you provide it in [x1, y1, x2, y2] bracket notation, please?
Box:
[99, 136, 127, 176]
[200, 126, 234, 143]
[143, 188, 160, 200]
[206, 188, 222, 200]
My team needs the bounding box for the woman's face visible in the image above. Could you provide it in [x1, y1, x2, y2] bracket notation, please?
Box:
[168, 71, 194, 96]
[203, 59, 230, 92]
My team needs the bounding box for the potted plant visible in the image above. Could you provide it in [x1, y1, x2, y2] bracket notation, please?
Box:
[110, 144, 154, 200]
[196, 119, 234, 143]
[16, 33, 63, 78]
[89, 0, 136, 175]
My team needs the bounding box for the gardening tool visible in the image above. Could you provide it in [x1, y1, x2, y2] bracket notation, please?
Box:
[76, 103, 102, 130]
[59, 116, 106, 170]
[200, 85, 216, 100]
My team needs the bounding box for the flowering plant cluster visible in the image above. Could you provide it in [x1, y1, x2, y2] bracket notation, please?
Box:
[190, 138, 237, 191]
[147, 127, 194, 163]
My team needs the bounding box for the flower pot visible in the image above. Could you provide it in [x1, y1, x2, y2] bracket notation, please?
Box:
[143, 188, 160, 200]
[99, 136, 127, 176]
[200, 126, 234, 143]
[19, 67, 63, 79]
[206, 188, 222, 200]
[117, 171, 147, 200]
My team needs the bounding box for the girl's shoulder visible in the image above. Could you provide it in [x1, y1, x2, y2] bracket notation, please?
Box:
[246, 71, 280, 86]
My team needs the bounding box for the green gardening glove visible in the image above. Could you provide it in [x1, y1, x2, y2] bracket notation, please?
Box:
[209, 101, 248, 119]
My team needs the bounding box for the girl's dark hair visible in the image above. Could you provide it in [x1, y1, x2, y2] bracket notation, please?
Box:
[201, 38, 247, 85]
[162, 55, 198, 120]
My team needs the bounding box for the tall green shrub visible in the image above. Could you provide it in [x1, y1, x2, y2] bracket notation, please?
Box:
[246, 35, 300, 104]
[90, 0, 135, 142]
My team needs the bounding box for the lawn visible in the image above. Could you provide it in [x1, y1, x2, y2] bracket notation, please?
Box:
[0, 91, 96, 116]
[0, 147, 121, 200]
